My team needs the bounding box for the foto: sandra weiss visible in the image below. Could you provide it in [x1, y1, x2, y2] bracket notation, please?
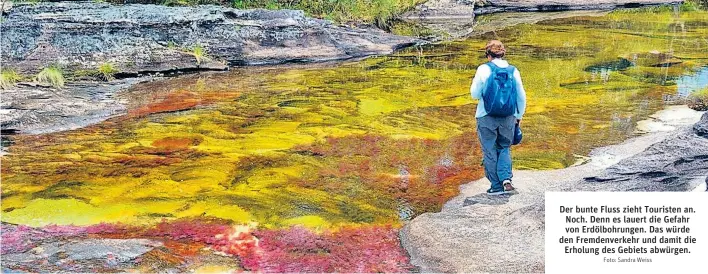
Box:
[604, 257, 654, 263]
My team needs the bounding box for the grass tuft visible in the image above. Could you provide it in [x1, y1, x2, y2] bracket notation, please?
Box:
[0, 69, 22, 90]
[98, 62, 119, 81]
[36, 66, 65, 88]
[191, 44, 207, 65]
[167, 41, 178, 50]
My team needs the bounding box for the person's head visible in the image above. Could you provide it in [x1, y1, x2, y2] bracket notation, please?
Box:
[485, 40, 506, 60]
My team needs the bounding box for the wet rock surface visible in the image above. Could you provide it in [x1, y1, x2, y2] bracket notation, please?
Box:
[0, 77, 153, 135]
[1, 2, 418, 76]
[401, 108, 706, 272]
[403, 10, 610, 40]
[2, 238, 160, 271]
[0, 223, 241, 273]
[405, 0, 681, 18]
[403, 0, 477, 19]
[475, 0, 682, 14]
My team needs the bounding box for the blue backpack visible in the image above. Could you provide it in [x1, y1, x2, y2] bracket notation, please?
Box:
[483, 62, 518, 117]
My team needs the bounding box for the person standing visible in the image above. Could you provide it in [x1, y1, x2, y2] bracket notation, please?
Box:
[470, 40, 527, 195]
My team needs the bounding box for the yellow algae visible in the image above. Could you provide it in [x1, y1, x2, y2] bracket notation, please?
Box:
[281, 215, 331, 230]
[175, 202, 252, 223]
[191, 265, 239, 273]
[2, 199, 140, 227]
[169, 165, 233, 186]
[298, 125, 368, 139]
[2, 9, 708, 230]
[358, 98, 407, 116]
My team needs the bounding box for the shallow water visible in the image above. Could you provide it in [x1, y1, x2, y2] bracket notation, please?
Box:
[677, 66, 708, 96]
[2, 9, 708, 229]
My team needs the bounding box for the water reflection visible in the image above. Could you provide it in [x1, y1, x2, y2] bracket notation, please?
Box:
[677, 66, 708, 97]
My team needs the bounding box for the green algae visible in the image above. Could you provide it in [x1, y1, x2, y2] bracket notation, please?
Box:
[2, 9, 708, 229]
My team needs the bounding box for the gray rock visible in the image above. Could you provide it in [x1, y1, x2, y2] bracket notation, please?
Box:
[401, 109, 705, 272]
[1, 2, 419, 76]
[583, 111, 708, 191]
[2, 238, 161, 271]
[0, 77, 152, 135]
[695, 111, 708, 136]
[403, 0, 477, 19]
[1, 0, 12, 14]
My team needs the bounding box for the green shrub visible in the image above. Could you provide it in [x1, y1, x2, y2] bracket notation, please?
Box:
[688, 88, 708, 111]
[98, 62, 119, 81]
[681, 1, 700, 11]
[0, 69, 22, 90]
[231, 0, 423, 28]
[36, 66, 65, 88]
[686, 0, 708, 10]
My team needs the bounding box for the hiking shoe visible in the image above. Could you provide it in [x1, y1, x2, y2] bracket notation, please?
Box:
[503, 179, 515, 192]
[487, 188, 506, 196]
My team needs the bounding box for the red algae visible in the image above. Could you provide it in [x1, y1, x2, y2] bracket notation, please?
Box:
[241, 225, 412, 272]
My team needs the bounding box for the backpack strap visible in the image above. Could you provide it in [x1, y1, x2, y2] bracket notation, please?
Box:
[506, 65, 520, 115]
[486, 61, 498, 72]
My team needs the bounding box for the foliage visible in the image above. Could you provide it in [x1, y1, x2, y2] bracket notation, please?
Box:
[688, 87, 708, 111]
[98, 62, 119, 81]
[231, 0, 423, 28]
[0, 69, 22, 89]
[687, 0, 708, 10]
[191, 44, 206, 64]
[36, 66, 65, 88]
[167, 40, 177, 50]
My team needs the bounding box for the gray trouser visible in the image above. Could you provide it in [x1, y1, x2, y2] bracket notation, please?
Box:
[476, 115, 516, 190]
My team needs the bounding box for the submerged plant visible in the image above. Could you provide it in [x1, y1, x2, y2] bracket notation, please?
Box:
[36, 66, 65, 88]
[98, 62, 118, 81]
[0, 69, 22, 90]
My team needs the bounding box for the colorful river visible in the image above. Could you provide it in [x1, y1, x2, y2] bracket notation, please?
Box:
[2, 7, 707, 272]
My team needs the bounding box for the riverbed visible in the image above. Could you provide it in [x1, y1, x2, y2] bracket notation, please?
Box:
[2, 7, 708, 272]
